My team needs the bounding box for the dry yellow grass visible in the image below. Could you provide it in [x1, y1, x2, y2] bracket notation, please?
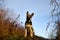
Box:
[0, 8, 24, 38]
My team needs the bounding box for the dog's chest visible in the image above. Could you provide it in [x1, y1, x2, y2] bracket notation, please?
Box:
[25, 21, 32, 27]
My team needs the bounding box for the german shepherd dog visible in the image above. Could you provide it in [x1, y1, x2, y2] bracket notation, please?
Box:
[24, 11, 34, 38]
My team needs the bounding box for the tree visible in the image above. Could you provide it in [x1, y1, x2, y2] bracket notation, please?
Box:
[46, 0, 60, 40]
[0, 0, 6, 8]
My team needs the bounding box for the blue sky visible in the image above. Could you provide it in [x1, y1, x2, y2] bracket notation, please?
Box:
[5, 0, 60, 38]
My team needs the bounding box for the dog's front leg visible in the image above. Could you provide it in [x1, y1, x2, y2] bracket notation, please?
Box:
[24, 29, 27, 37]
[30, 27, 33, 38]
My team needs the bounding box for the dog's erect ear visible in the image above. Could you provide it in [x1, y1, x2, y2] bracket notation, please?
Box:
[30, 13, 34, 19]
[27, 11, 29, 14]
[26, 11, 29, 16]
[31, 13, 34, 17]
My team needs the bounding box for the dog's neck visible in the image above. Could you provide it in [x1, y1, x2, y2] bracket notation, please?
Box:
[26, 20, 31, 22]
[25, 19, 32, 25]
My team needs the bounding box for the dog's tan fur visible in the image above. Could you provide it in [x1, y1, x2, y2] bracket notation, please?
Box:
[24, 11, 34, 38]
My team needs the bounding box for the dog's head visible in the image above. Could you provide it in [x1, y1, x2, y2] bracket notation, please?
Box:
[26, 11, 34, 21]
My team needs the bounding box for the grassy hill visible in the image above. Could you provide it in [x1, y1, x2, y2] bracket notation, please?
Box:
[18, 35, 49, 40]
